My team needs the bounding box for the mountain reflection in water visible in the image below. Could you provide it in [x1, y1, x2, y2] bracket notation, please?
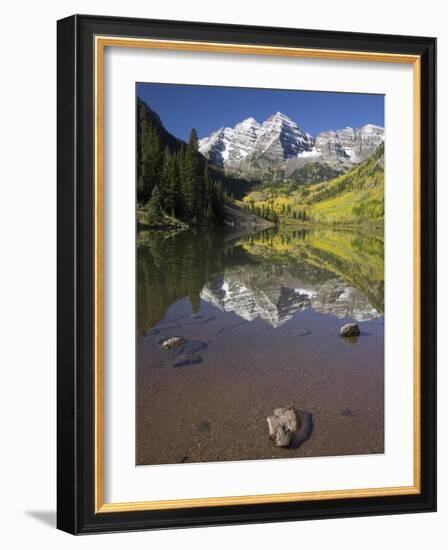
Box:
[137, 227, 384, 334]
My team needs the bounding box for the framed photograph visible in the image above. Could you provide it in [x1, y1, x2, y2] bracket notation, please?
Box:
[57, 14, 436, 534]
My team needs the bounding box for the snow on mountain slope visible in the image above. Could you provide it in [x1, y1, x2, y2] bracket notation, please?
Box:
[199, 117, 261, 168]
[199, 113, 384, 179]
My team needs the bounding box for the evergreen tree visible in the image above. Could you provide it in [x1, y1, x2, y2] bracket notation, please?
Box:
[211, 181, 225, 221]
[203, 165, 215, 223]
[161, 148, 178, 216]
[177, 146, 188, 218]
[170, 151, 181, 216]
[137, 175, 145, 206]
[183, 129, 204, 220]
[140, 121, 162, 203]
[145, 185, 163, 224]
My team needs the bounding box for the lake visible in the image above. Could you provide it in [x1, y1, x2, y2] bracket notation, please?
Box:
[136, 226, 384, 465]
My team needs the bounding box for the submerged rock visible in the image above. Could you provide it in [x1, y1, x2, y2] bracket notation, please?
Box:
[173, 354, 202, 368]
[182, 340, 207, 354]
[158, 337, 207, 367]
[160, 337, 187, 350]
[196, 421, 211, 433]
[172, 340, 207, 367]
[340, 323, 360, 337]
[267, 407, 300, 448]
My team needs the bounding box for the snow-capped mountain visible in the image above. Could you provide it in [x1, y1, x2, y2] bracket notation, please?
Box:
[199, 117, 261, 170]
[315, 124, 384, 163]
[246, 112, 315, 160]
[199, 112, 314, 170]
[199, 112, 384, 181]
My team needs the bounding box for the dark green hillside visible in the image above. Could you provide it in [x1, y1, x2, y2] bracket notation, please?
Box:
[137, 97, 182, 158]
[137, 99, 228, 227]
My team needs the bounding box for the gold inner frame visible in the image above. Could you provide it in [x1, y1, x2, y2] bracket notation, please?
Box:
[94, 36, 421, 513]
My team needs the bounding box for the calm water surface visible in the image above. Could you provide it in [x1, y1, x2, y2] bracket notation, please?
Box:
[136, 227, 384, 465]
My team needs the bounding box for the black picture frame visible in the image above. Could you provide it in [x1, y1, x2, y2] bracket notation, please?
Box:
[57, 14, 436, 534]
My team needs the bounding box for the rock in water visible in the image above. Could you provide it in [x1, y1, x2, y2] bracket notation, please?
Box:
[340, 323, 360, 337]
[160, 337, 187, 350]
[182, 340, 207, 354]
[171, 340, 207, 367]
[267, 407, 300, 448]
[173, 354, 202, 368]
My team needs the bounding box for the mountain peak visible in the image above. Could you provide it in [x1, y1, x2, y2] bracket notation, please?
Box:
[235, 117, 261, 131]
[269, 111, 292, 122]
[362, 123, 383, 129]
[199, 116, 263, 169]
[359, 123, 384, 134]
[240, 116, 259, 125]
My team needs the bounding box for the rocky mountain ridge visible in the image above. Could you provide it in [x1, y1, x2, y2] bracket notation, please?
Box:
[199, 112, 384, 182]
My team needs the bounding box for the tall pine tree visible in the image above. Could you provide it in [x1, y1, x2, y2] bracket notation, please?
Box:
[183, 129, 204, 221]
[145, 185, 163, 224]
[161, 148, 178, 216]
[140, 122, 162, 203]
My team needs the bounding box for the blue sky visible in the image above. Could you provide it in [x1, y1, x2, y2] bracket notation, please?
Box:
[137, 83, 384, 142]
